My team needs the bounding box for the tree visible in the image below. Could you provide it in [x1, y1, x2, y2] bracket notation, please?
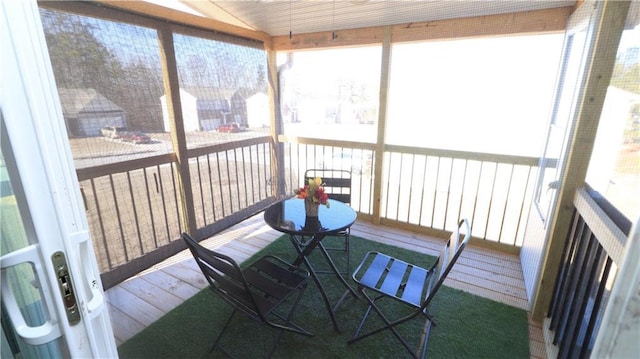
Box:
[40, 8, 165, 132]
[40, 8, 124, 95]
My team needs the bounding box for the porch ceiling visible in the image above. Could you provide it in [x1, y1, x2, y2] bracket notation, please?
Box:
[154, 0, 576, 36]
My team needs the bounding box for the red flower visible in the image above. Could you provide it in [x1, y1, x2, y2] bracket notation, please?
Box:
[294, 177, 330, 207]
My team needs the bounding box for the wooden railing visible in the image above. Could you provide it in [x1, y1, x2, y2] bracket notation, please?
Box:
[545, 188, 626, 358]
[78, 136, 276, 289]
[79, 135, 540, 288]
[77, 153, 182, 274]
[188, 136, 277, 239]
[280, 137, 539, 246]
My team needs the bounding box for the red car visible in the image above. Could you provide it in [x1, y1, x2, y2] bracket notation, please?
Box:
[216, 123, 244, 133]
[120, 131, 151, 144]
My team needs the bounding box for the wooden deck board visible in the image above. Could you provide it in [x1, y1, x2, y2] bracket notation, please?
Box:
[118, 275, 185, 312]
[106, 214, 545, 358]
[135, 269, 201, 300]
[107, 304, 144, 346]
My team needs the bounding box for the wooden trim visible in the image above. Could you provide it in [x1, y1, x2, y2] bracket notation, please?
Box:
[385, 145, 540, 166]
[272, 6, 572, 51]
[40, 1, 269, 47]
[273, 27, 386, 51]
[573, 188, 626, 264]
[391, 7, 571, 44]
[186, 136, 271, 158]
[277, 135, 376, 151]
[93, 0, 271, 43]
[76, 153, 176, 181]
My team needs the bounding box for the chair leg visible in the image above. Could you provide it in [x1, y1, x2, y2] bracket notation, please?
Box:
[344, 231, 350, 275]
[307, 232, 350, 276]
[265, 284, 312, 358]
[211, 308, 238, 356]
[417, 319, 434, 359]
[266, 283, 313, 337]
[348, 288, 422, 358]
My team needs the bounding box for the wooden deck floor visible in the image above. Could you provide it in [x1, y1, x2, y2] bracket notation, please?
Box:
[105, 214, 546, 358]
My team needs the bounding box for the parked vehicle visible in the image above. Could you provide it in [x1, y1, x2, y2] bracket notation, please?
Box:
[101, 126, 127, 139]
[120, 131, 151, 144]
[216, 123, 245, 133]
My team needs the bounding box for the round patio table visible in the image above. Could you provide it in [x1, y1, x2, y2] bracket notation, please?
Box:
[264, 198, 359, 332]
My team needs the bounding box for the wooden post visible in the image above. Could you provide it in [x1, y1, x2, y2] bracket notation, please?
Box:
[267, 44, 286, 199]
[157, 26, 197, 238]
[531, 0, 630, 320]
[371, 26, 392, 224]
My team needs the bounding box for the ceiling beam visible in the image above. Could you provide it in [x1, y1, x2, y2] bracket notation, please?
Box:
[92, 0, 271, 43]
[272, 6, 573, 51]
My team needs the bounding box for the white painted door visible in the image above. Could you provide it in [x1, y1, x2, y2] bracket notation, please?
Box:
[519, 0, 603, 303]
[0, 0, 118, 357]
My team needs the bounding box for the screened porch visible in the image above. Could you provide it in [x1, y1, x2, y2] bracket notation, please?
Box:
[3, 0, 638, 358]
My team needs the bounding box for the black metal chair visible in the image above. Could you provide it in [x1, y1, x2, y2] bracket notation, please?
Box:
[182, 233, 312, 358]
[348, 218, 471, 358]
[304, 168, 352, 275]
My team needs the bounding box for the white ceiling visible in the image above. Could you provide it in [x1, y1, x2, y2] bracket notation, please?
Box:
[168, 1, 576, 37]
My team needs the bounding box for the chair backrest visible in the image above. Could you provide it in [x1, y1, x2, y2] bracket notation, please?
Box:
[305, 169, 351, 204]
[181, 233, 265, 321]
[422, 218, 471, 307]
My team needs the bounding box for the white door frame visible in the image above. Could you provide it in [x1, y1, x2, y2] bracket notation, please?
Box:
[1, 0, 117, 357]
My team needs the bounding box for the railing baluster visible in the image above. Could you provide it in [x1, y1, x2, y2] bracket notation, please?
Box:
[233, 148, 241, 210]
[215, 151, 226, 217]
[431, 156, 440, 227]
[170, 162, 182, 236]
[126, 171, 144, 255]
[457, 159, 469, 226]
[443, 157, 454, 229]
[248, 146, 255, 204]
[406, 153, 416, 224]
[559, 233, 597, 359]
[483, 163, 498, 240]
[471, 161, 483, 236]
[418, 154, 428, 226]
[395, 152, 404, 222]
[156, 164, 171, 243]
[206, 154, 216, 223]
[579, 256, 612, 358]
[383, 152, 392, 218]
[195, 156, 206, 226]
[90, 178, 111, 270]
[498, 164, 515, 243]
[109, 174, 128, 262]
[514, 166, 533, 245]
[142, 168, 158, 249]
[555, 222, 591, 346]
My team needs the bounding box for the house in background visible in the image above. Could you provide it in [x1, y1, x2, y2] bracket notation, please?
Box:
[160, 87, 233, 132]
[240, 90, 269, 128]
[57, 88, 126, 137]
[161, 87, 268, 132]
[230, 88, 269, 128]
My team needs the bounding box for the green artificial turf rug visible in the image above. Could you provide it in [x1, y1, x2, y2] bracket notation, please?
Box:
[118, 234, 529, 358]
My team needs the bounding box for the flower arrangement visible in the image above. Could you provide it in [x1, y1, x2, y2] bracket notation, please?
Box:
[295, 176, 330, 207]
